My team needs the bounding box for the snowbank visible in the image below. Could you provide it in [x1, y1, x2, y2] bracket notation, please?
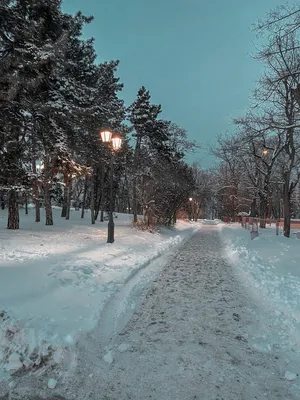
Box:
[221, 225, 300, 358]
[0, 208, 198, 379]
[201, 219, 222, 225]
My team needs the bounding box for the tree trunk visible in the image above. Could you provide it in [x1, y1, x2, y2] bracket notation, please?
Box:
[24, 193, 28, 215]
[0, 193, 5, 210]
[61, 186, 68, 217]
[124, 174, 131, 214]
[44, 183, 53, 225]
[90, 172, 95, 225]
[32, 160, 40, 222]
[250, 197, 257, 217]
[132, 136, 142, 224]
[81, 176, 88, 219]
[267, 190, 272, 219]
[132, 177, 138, 223]
[81, 201, 85, 219]
[94, 191, 102, 221]
[34, 186, 40, 222]
[194, 202, 198, 222]
[7, 189, 19, 229]
[95, 206, 100, 221]
[259, 195, 267, 228]
[283, 181, 291, 238]
[127, 198, 131, 214]
[94, 182, 99, 221]
[65, 181, 72, 220]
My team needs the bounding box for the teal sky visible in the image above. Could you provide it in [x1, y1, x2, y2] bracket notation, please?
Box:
[62, 0, 283, 167]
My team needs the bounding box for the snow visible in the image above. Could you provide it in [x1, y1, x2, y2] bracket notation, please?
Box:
[201, 218, 222, 225]
[285, 371, 298, 381]
[237, 211, 250, 216]
[221, 223, 300, 370]
[6, 353, 22, 373]
[1, 219, 300, 399]
[118, 343, 131, 352]
[47, 378, 57, 389]
[0, 207, 197, 380]
[103, 350, 114, 364]
[52, 228, 299, 399]
[221, 223, 300, 314]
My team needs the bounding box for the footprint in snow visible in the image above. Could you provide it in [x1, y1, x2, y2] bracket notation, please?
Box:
[233, 313, 240, 321]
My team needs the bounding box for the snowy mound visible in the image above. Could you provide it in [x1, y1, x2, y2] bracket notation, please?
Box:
[201, 219, 221, 225]
[0, 310, 76, 376]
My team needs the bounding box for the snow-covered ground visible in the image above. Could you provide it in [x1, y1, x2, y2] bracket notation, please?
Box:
[0, 207, 197, 380]
[2, 212, 300, 399]
[221, 224, 300, 364]
[48, 227, 299, 400]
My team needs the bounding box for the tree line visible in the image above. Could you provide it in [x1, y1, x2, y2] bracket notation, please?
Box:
[0, 0, 200, 230]
[3, 2, 299, 236]
[211, 4, 300, 238]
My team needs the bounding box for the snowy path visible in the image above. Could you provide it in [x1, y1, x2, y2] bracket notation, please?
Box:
[8, 228, 299, 399]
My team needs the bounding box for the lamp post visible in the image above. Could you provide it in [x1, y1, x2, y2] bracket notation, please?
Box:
[99, 130, 122, 243]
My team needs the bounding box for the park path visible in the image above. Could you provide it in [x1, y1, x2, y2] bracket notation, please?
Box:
[8, 228, 299, 399]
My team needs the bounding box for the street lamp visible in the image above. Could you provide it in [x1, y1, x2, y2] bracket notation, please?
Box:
[99, 130, 123, 243]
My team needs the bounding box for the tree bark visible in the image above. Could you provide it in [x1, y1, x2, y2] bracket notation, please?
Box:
[259, 195, 267, 228]
[127, 198, 131, 214]
[132, 136, 142, 224]
[283, 180, 291, 238]
[7, 189, 19, 229]
[94, 168, 104, 221]
[0, 192, 5, 210]
[61, 186, 68, 217]
[132, 177, 138, 223]
[90, 172, 95, 225]
[44, 182, 53, 225]
[24, 193, 28, 215]
[81, 176, 88, 219]
[43, 159, 53, 226]
[250, 197, 257, 217]
[94, 190, 102, 221]
[32, 160, 40, 222]
[65, 181, 72, 220]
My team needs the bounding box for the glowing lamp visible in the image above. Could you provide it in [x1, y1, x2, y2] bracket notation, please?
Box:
[100, 130, 112, 143]
[112, 136, 122, 151]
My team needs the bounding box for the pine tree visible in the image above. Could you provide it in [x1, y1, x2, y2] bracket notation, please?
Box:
[78, 60, 126, 224]
[0, 0, 62, 228]
[0, 1, 104, 227]
[128, 86, 162, 222]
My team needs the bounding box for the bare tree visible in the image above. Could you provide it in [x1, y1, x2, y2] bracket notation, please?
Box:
[255, 5, 300, 59]
[256, 34, 300, 236]
[212, 135, 249, 220]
